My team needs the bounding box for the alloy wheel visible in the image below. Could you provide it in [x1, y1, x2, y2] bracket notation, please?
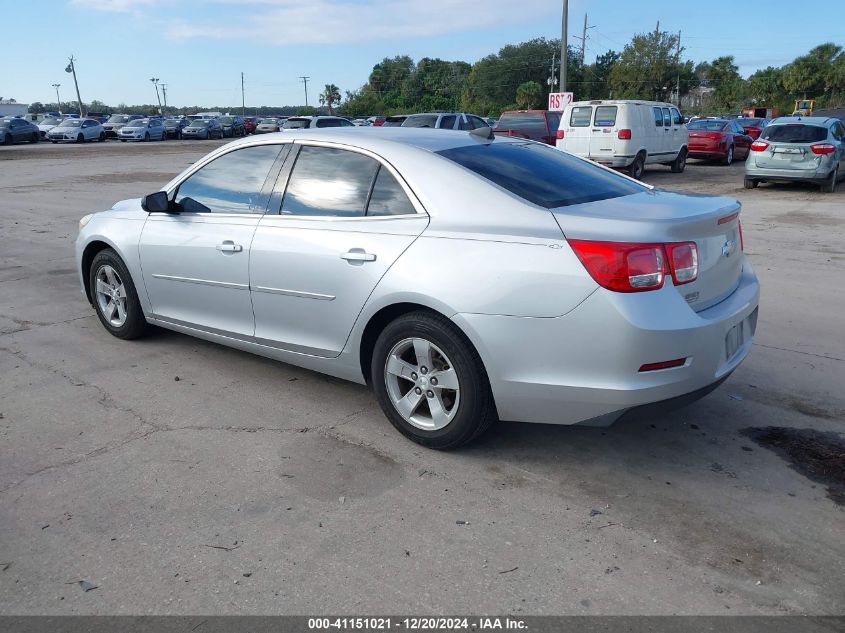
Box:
[95, 265, 128, 327]
[384, 337, 460, 431]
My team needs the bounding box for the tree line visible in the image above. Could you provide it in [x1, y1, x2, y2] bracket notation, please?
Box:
[26, 31, 845, 118]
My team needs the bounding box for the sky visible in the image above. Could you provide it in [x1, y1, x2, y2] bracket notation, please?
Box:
[6, 0, 843, 109]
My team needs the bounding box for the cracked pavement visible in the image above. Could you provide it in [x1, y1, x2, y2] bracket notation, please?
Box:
[0, 141, 843, 615]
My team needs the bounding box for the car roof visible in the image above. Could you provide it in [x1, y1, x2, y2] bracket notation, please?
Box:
[221, 126, 524, 155]
[770, 116, 834, 125]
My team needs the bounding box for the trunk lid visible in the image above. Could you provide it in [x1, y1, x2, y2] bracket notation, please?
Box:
[552, 189, 744, 311]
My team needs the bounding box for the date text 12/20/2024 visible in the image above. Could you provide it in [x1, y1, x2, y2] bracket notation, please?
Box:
[308, 617, 528, 630]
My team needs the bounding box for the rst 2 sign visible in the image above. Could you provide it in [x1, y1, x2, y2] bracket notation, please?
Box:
[547, 92, 573, 111]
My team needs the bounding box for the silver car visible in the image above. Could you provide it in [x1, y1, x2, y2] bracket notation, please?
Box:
[47, 118, 105, 143]
[75, 129, 760, 449]
[118, 117, 167, 142]
[745, 116, 845, 193]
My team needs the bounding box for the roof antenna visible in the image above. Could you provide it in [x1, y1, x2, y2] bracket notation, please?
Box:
[470, 126, 495, 141]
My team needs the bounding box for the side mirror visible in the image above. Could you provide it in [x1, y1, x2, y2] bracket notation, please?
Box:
[141, 191, 172, 213]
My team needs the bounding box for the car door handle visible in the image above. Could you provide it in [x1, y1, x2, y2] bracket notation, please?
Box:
[340, 249, 376, 263]
[216, 241, 243, 253]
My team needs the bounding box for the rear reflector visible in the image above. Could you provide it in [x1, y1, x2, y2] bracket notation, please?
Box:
[556, 129, 565, 140]
[810, 143, 836, 155]
[617, 129, 632, 140]
[717, 211, 739, 225]
[665, 242, 699, 284]
[750, 140, 769, 152]
[639, 358, 686, 372]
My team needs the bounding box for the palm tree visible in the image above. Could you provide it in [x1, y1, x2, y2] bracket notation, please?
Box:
[319, 84, 341, 115]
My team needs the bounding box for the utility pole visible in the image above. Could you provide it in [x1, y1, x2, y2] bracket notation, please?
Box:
[150, 78, 162, 114]
[52, 83, 61, 110]
[675, 31, 682, 106]
[160, 83, 168, 110]
[65, 56, 84, 116]
[241, 72, 246, 116]
[580, 13, 588, 63]
[549, 49, 557, 90]
[299, 76, 310, 107]
[559, 0, 568, 92]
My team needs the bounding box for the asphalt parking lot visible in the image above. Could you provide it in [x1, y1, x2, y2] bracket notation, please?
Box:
[0, 139, 843, 615]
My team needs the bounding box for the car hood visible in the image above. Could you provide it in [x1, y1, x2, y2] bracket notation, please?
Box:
[38, 123, 57, 131]
[121, 126, 145, 132]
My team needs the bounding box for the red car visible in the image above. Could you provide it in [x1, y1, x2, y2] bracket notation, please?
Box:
[243, 117, 260, 134]
[687, 118, 752, 165]
[737, 117, 769, 140]
[493, 110, 562, 145]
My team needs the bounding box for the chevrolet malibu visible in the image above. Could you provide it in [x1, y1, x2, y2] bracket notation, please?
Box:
[75, 128, 760, 449]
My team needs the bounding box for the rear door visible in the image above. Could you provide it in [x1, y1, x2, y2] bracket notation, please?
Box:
[590, 105, 618, 158]
[650, 107, 666, 158]
[249, 143, 428, 357]
[562, 105, 593, 155]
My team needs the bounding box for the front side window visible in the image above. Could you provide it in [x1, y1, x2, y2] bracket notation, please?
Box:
[281, 146, 378, 217]
[671, 108, 682, 125]
[175, 144, 282, 214]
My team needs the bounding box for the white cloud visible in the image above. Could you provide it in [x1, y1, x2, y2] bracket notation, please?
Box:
[158, 0, 553, 45]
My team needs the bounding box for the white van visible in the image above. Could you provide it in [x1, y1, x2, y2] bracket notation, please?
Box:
[556, 100, 688, 179]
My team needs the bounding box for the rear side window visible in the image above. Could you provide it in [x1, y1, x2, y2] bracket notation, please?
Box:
[175, 145, 283, 214]
[316, 118, 342, 128]
[569, 107, 592, 127]
[653, 108, 663, 127]
[498, 112, 545, 130]
[438, 115, 457, 129]
[593, 106, 617, 126]
[437, 142, 645, 208]
[367, 168, 416, 216]
[761, 125, 828, 143]
[282, 118, 310, 129]
[282, 146, 378, 217]
[402, 114, 439, 128]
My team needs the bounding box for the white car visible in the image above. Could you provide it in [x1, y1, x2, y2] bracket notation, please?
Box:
[47, 118, 106, 143]
[281, 116, 356, 129]
[556, 100, 689, 179]
[37, 115, 64, 139]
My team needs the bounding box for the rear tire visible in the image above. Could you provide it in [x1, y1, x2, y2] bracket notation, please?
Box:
[722, 145, 734, 166]
[821, 167, 838, 194]
[144, 132, 150, 142]
[371, 311, 497, 449]
[670, 148, 687, 173]
[628, 152, 646, 180]
[744, 178, 758, 189]
[30, 133, 39, 143]
[89, 249, 150, 340]
[98, 132, 106, 142]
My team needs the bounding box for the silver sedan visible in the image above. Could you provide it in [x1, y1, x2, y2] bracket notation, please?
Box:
[75, 128, 760, 449]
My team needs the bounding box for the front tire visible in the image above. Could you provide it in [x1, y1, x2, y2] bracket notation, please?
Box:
[371, 311, 497, 449]
[89, 249, 150, 340]
[76, 133, 84, 144]
[144, 132, 150, 142]
[30, 133, 39, 143]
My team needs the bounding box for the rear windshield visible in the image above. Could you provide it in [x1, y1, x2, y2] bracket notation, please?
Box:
[739, 118, 763, 127]
[761, 124, 827, 143]
[402, 114, 439, 128]
[189, 121, 209, 128]
[497, 112, 545, 130]
[437, 141, 645, 208]
[593, 106, 618, 126]
[569, 106, 592, 127]
[688, 120, 727, 131]
[107, 115, 130, 124]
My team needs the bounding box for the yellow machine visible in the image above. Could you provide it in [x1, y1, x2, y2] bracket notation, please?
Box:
[793, 99, 815, 116]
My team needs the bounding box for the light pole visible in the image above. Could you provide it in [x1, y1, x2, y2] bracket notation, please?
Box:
[160, 83, 168, 111]
[150, 77, 162, 114]
[300, 76, 310, 107]
[64, 56, 84, 116]
[52, 83, 61, 110]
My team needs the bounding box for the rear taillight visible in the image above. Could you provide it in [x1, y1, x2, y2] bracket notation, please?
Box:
[568, 240, 700, 292]
[568, 241, 666, 292]
[703, 132, 723, 140]
[750, 140, 769, 152]
[810, 143, 836, 155]
[665, 242, 698, 285]
[556, 129, 565, 140]
[617, 129, 632, 140]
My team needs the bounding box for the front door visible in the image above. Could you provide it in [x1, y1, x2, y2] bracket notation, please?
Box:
[139, 143, 284, 336]
[250, 144, 428, 357]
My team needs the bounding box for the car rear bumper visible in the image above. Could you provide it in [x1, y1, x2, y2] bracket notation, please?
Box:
[745, 163, 834, 183]
[689, 148, 728, 159]
[453, 259, 760, 425]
